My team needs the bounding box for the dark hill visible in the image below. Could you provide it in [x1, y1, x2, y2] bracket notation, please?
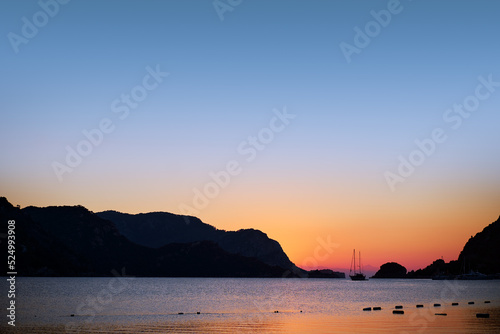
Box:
[1, 197, 293, 277]
[308, 269, 345, 278]
[96, 211, 219, 247]
[0, 197, 90, 276]
[372, 262, 407, 278]
[408, 216, 500, 278]
[97, 210, 301, 274]
[458, 216, 500, 274]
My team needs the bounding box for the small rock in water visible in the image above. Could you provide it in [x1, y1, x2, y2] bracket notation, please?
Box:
[395, 305, 403, 309]
[468, 301, 475, 305]
[416, 305, 424, 308]
[484, 301, 491, 304]
[476, 313, 490, 318]
[363, 307, 372, 311]
[373, 307, 382, 311]
[178, 312, 184, 315]
[196, 312, 200, 315]
[435, 313, 447, 316]
[433, 303, 441, 307]
[393, 310, 404, 315]
[452, 303, 459, 306]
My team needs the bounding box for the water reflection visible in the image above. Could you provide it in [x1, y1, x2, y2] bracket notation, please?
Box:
[2, 278, 499, 333]
[3, 305, 499, 334]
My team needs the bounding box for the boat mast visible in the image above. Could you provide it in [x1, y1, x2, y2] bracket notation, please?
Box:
[353, 249, 356, 274]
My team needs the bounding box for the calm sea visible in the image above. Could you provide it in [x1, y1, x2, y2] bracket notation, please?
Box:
[1, 277, 499, 333]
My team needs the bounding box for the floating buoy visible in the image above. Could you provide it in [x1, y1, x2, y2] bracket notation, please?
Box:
[485, 301, 491, 304]
[373, 307, 382, 311]
[468, 301, 474, 305]
[395, 305, 403, 309]
[274, 310, 279, 313]
[435, 313, 447, 316]
[452, 303, 459, 306]
[416, 305, 424, 308]
[363, 307, 372, 311]
[433, 303, 441, 307]
[476, 313, 490, 318]
[393, 310, 404, 315]
[300, 310, 303, 313]
[196, 312, 200, 315]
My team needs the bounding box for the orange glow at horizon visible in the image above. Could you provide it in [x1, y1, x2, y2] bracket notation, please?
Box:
[2, 171, 499, 273]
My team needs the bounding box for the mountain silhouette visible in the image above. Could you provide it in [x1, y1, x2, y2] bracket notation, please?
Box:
[97, 211, 302, 274]
[458, 216, 500, 274]
[0, 197, 296, 277]
[407, 216, 500, 278]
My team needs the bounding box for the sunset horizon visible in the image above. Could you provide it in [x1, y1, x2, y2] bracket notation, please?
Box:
[2, 1, 499, 332]
[3, 195, 499, 273]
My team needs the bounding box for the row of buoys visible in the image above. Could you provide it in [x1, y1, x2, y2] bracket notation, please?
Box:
[363, 306, 382, 311]
[364, 300, 493, 319]
[178, 310, 303, 315]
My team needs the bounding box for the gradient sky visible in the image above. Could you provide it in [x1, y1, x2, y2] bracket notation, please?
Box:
[1, 0, 499, 272]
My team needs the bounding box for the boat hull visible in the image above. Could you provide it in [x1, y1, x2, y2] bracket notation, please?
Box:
[350, 274, 367, 281]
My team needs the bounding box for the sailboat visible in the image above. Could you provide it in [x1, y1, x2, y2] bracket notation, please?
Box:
[349, 249, 367, 281]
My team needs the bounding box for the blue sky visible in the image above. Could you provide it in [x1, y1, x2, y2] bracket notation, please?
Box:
[1, 0, 499, 269]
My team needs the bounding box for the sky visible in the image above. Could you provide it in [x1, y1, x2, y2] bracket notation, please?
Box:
[1, 0, 499, 272]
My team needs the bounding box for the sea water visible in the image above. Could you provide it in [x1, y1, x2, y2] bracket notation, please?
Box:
[1, 277, 499, 333]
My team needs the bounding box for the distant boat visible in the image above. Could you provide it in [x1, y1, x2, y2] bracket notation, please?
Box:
[432, 257, 489, 280]
[457, 270, 488, 280]
[350, 249, 367, 281]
